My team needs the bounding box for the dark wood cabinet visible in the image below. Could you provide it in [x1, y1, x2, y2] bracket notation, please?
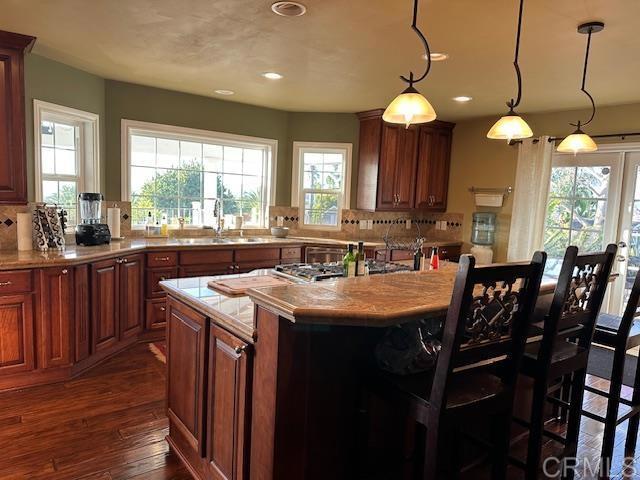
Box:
[74, 264, 90, 362]
[90, 258, 119, 353]
[38, 267, 73, 369]
[356, 109, 454, 212]
[119, 254, 144, 340]
[0, 31, 35, 204]
[206, 324, 251, 480]
[0, 292, 34, 375]
[146, 298, 168, 331]
[167, 296, 208, 457]
[414, 126, 452, 211]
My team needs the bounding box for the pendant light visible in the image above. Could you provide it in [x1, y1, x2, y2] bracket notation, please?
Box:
[383, 0, 436, 128]
[557, 22, 604, 155]
[487, 0, 533, 142]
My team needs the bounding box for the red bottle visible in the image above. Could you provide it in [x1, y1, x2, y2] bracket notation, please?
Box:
[429, 247, 440, 270]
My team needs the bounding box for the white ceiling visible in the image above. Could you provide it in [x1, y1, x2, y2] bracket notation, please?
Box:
[1, 0, 638, 120]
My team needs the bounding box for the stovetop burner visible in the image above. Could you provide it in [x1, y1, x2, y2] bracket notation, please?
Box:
[274, 261, 411, 282]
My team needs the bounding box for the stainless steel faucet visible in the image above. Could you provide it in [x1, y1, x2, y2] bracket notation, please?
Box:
[212, 198, 223, 237]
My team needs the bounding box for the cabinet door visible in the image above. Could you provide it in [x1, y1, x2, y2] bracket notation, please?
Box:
[414, 127, 452, 211]
[147, 267, 179, 298]
[206, 325, 251, 480]
[0, 293, 34, 375]
[38, 267, 73, 369]
[0, 33, 34, 204]
[74, 264, 90, 362]
[91, 258, 119, 353]
[167, 297, 208, 456]
[120, 254, 144, 340]
[377, 124, 418, 210]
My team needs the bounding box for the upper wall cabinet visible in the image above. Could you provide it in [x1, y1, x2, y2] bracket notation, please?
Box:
[356, 109, 454, 212]
[0, 31, 35, 204]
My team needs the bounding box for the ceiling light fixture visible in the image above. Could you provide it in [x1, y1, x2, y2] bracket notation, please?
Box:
[423, 52, 449, 62]
[271, 1, 307, 17]
[487, 0, 533, 142]
[383, 0, 437, 128]
[557, 22, 604, 155]
[453, 96, 472, 102]
[214, 89, 235, 96]
[262, 72, 283, 80]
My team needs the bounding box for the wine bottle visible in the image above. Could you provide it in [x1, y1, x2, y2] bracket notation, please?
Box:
[413, 246, 423, 271]
[356, 241, 366, 276]
[343, 244, 357, 278]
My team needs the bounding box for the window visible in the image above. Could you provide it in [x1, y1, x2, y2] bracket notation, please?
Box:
[542, 153, 622, 276]
[34, 100, 100, 226]
[292, 142, 352, 230]
[122, 120, 276, 229]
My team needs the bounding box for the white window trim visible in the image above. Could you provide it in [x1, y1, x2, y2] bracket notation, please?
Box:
[121, 119, 278, 228]
[33, 100, 100, 202]
[291, 141, 352, 231]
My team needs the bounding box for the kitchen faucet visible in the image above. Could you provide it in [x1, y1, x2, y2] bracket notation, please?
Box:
[212, 198, 223, 237]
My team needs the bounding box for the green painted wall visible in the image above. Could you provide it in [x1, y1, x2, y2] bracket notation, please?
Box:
[104, 81, 359, 204]
[24, 54, 106, 200]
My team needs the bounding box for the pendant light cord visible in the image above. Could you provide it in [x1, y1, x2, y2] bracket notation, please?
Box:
[507, 0, 525, 111]
[572, 29, 596, 128]
[400, 0, 431, 87]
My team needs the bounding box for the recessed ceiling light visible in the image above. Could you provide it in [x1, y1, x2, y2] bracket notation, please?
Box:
[423, 52, 449, 62]
[214, 89, 235, 96]
[453, 96, 472, 102]
[262, 72, 283, 80]
[271, 1, 307, 17]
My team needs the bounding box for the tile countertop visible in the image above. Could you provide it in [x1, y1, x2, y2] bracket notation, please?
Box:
[0, 236, 462, 270]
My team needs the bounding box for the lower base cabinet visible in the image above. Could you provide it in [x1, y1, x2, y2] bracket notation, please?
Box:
[0, 292, 35, 376]
[38, 267, 73, 369]
[206, 324, 251, 480]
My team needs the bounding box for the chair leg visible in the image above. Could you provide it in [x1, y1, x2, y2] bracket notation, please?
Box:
[625, 350, 640, 457]
[560, 373, 572, 422]
[490, 410, 512, 480]
[599, 349, 626, 478]
[563, 368, 588, 480]
[423, 418, 459, 480]
[525, 379, 548, 480]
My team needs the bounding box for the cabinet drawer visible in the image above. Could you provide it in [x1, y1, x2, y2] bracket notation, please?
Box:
[235, 248, 280, 263]
[180, 250, 233, 266]
[179, 265, 232, 278]
[236, 260, 279, 273]
[0, 270, 32, 294]
[147, 267, 179, 298]
[146, 299, 167, 331]
[146, 252, 178, 268]
[281, 247, 302, 261]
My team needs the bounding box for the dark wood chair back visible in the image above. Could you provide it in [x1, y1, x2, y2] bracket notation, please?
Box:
[429, 252, 547, 411]
[539, 244, 617, 364]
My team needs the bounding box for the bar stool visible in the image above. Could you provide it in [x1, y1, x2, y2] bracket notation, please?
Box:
[584, 268, 640, 478]
[363, 252, 546, 479]
[511, 244, 617, 480]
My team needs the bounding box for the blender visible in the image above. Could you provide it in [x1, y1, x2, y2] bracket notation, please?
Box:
[75, 193, 111, 246]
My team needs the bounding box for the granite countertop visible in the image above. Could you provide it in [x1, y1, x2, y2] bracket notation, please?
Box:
[0, 236, 462, 270]
[247, 264, 561, 327]
[159, 269, 304, 343]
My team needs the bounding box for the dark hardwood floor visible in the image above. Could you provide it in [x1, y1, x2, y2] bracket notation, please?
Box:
[1, 341, 639, 479]
[0, 343, 191, 480]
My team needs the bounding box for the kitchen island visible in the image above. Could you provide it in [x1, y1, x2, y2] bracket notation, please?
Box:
[160, 265, 558, 480]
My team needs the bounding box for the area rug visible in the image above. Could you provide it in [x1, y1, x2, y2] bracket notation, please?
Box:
[587, 345, 637, 387]
[149, 342, 166, 364]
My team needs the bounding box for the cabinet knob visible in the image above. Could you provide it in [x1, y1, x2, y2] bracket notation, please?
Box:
[235, 345, 247, 355]
[116, 258, 123, 264]
[62, 269, 68, 275]
[159, 276, 166, 281]
[160, 306, 166, 312]
[123, 258, 128, 263]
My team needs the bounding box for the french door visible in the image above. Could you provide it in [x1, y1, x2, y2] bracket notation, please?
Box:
[544, 149, 639, 314]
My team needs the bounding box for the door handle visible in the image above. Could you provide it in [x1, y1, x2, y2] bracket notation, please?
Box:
[617, 255, 627, 262]
[618, 241, 627, 248]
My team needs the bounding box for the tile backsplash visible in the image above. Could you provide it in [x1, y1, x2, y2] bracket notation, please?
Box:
[0, 202, 463, 249]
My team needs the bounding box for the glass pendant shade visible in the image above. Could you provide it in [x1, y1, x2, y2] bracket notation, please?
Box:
[556, 129, 598, 154]
[383, 86, 436, 128]
[486, 113, 533, 141]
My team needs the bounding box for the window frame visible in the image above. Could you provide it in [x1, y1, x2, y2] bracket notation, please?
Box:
[121, 119, 278, 229]
[291, 141, 352, 231]
[33, 100, 100, 223]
